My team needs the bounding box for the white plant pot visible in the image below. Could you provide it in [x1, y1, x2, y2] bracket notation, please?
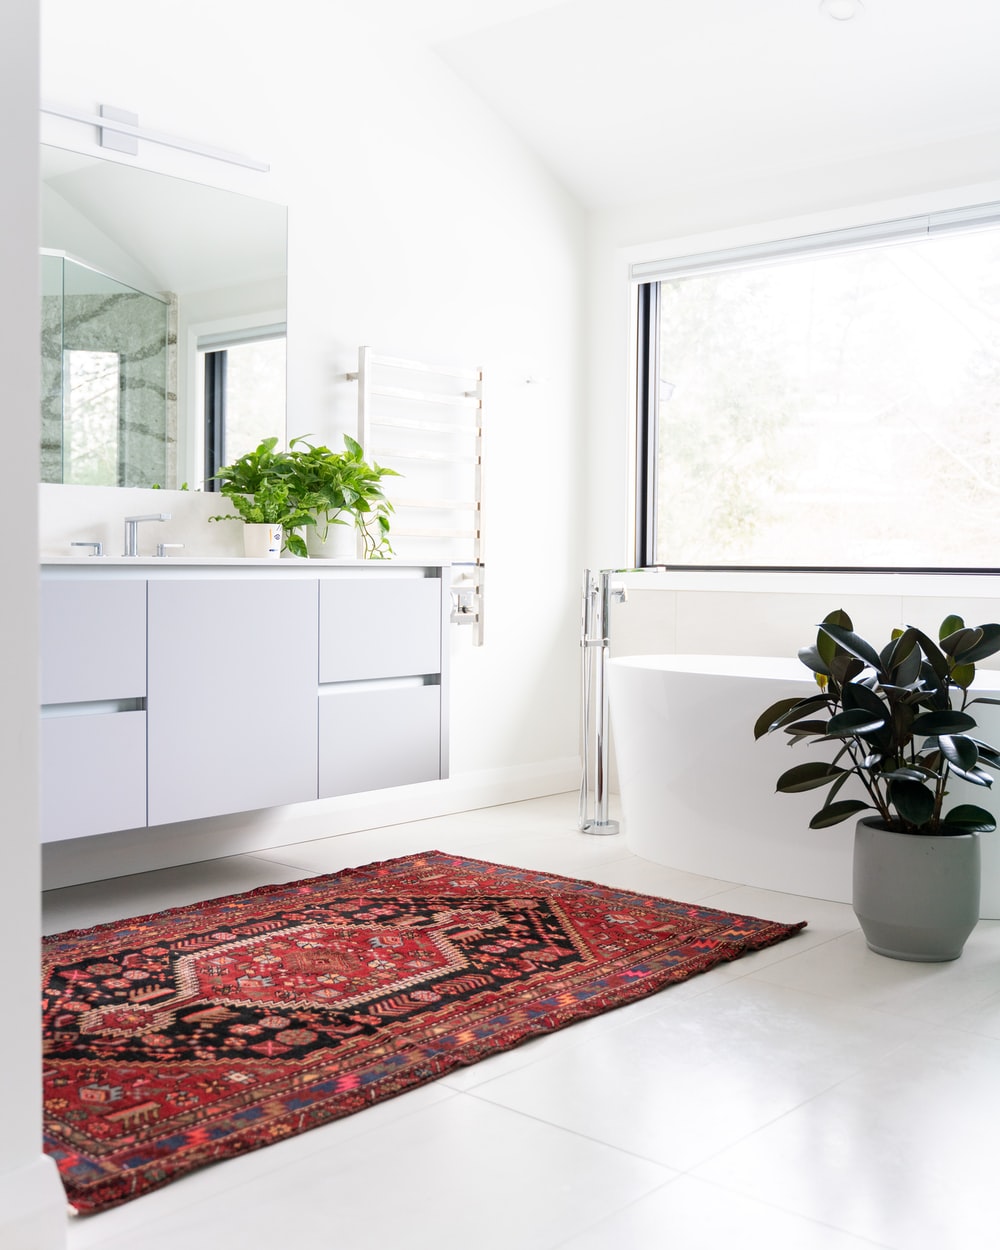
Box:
[853, 817, 981, 962]
[242, 523, 283, 559]
[307, 521, 358, 559]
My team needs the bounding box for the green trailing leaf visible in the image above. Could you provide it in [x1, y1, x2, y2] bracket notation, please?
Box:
[808, 799, 871, 829]
[816, 622, 883, 672]
[775, 762, 849, 793]
[910, 709, 977, 735]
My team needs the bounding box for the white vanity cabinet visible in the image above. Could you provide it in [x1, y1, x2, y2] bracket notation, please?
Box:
[146, 577, 319, 826]
[318, 576, 447, 798]
[39, 578, 147, 841]
[39, 562, 449, 842]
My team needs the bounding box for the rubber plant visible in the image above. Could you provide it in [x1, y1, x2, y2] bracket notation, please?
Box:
[209, 437, 315, 557]
[754, 609, 1000, 834]
[287, 434, 400, 558]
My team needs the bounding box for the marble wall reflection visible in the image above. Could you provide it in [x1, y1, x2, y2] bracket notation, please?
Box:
[41, 255, 177, 487]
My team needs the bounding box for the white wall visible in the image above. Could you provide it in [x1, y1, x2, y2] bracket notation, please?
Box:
[39, 0, 587, 884]
[585, 137, 1000, 654]
[0, 0, 70, 1244]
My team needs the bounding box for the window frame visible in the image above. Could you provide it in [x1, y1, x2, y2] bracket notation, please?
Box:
[634, 201, 1000, 575]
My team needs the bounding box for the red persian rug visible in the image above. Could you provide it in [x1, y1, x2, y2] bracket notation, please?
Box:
[43, 851, 805, 1214]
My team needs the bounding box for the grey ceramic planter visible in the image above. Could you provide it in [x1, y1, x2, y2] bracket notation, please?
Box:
[853, 817, 981, 962]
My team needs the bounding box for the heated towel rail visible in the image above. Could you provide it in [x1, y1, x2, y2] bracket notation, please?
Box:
[349, 347, 486, 644]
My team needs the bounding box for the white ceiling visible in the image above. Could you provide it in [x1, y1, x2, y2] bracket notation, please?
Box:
[368, 0, 1000, 210]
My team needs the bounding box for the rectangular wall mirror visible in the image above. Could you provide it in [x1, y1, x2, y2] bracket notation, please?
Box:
[40, 145, 288, 489]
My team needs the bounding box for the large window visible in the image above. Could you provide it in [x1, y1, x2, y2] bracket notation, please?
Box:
[636, 205, 1000, 570]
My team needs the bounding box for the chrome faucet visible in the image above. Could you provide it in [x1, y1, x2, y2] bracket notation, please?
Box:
[123, 513, 171, 557]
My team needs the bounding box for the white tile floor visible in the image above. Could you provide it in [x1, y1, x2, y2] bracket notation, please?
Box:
[42, 792, 1000, 1250]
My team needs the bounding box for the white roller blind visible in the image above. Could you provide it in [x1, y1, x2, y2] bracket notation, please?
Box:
[630, 201, 1000, 284]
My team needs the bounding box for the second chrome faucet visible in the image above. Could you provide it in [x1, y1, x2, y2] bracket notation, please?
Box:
[123, 513, 171, 557]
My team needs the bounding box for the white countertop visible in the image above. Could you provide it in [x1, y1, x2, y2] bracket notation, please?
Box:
[40, 556, 446, 568]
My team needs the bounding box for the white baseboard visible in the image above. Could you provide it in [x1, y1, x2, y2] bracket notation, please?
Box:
[0, 1155, 67, 1250]
[42, 758, 581, 890]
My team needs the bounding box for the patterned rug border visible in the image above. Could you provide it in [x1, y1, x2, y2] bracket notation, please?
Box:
[43, 850, 801, 944]
[44, 850, 807, 1214]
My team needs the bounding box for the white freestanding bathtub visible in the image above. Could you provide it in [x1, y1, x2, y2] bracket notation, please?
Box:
[608, 654, 1000, 918]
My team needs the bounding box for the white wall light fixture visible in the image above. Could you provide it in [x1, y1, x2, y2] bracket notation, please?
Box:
[40, 101, 270, 172]
[820, 0, 864, 19]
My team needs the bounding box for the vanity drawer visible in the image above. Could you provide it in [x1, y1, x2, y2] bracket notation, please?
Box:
[40, 710, 147, 841]
[40, 578, 146, 704]
[319, 577, 443, 682]
[318, 684, 442, 797]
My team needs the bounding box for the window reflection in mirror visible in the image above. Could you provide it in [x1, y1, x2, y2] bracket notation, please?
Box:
[39, 145, 287, 489]
[65, 349, 121, 486]
[198, 327, 287, 486]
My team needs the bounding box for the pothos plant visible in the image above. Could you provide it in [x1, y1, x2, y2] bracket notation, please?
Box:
[287, 434, 400, 558]
[754, 609, 1000, 835]
[209, 437, 315, 557]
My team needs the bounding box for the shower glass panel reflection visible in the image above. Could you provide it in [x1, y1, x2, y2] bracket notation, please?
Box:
[41, 253, 173, 486]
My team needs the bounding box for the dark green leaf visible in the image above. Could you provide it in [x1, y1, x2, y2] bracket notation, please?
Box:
[797, 645, 830, 678]
[826, 709, 886, 738]
[959, 623, 1000, 664]
[880, 767, 934, 782]
[775, 762, 849, 793]
[841, 681, 890, 719]
[817, 609, 853, 667]
[940, 804, 996, 833]
[816, 622, 883, 671]
[938, 735, 979, 771]
[946, 764, 993, 787]
[939, 614, 965, 642]
[951, 663, 975, 690]
[911, 709, 977, 735]
[782, 719, 830, 738]
[940, 626, 982, 658]
[808, 799, 871, 829]
[753, 695, 831, 740]
[889, 779, 935, 826]
[829, 654, 864, 687]
[907, 629, 950, 680]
